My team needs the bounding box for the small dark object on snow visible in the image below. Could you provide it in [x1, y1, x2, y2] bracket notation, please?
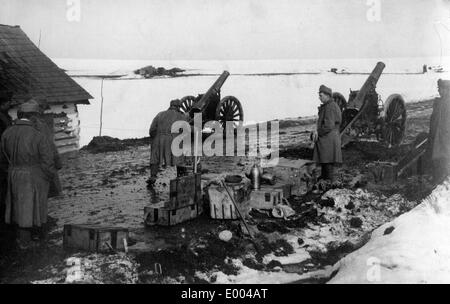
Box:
[297, 238, 304, 246]
[349, 217, 363, 228]
[266, 260, 283, 269]
[384, 226, 395, 235]
[345, 201, 355, 210]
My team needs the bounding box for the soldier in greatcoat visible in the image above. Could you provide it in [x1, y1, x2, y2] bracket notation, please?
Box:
[428, 79, 450, 184]
[0, 99, 56, 248]
[148, 99, 188, 184]
[311, 85, 343, 184]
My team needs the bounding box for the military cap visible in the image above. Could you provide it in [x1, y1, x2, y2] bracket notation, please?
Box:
[319, 85, 332, 97]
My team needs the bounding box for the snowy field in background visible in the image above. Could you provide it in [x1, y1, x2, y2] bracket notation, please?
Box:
[53, 57, 450, 147]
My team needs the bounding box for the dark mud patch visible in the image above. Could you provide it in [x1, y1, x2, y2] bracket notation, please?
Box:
[135, 232, 248, 283]
[279, 145, 313, 160]
[81, 136, 150, 154]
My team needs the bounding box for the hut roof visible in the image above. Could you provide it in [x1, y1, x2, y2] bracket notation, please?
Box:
[0, 24, 92, 105]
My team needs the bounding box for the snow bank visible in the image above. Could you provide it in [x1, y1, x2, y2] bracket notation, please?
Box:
[328, 177, 450, 284]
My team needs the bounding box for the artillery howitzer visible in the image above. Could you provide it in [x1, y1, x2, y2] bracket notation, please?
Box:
[179, 71, 244, 128]
[334, 62, 407, 147]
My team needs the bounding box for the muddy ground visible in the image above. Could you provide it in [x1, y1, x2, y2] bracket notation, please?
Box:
[0, 98, 437, 284]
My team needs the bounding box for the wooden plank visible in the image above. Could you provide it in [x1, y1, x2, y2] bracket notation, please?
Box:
[144, 202, 199, 226]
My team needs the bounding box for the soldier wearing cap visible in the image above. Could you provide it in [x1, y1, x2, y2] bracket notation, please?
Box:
[311, 85, 342, 184]
[0, 99, 56, 248]
[429, 79, 450, 183]
[148, 99, 189, 184]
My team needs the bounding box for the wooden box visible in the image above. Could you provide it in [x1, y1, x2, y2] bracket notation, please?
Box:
[267, 158, 314, 196]
[169, 173, 202, 209]
[144, 201, 200, 226]
[207, 181, 251, 220]
[63, 224, 129, 252]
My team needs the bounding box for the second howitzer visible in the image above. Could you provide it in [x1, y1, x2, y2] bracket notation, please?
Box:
[333, 62, 407, 147]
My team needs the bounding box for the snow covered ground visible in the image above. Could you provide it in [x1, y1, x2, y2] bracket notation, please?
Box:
[328, 177, 450, 284]
[53, 57, 450, 147]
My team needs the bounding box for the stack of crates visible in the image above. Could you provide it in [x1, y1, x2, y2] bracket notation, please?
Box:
[144, 173, 202, 226]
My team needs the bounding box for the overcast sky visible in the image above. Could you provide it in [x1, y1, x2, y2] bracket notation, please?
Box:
[1, 0, 449, 60]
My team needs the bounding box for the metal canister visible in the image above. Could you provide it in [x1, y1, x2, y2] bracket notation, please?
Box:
[250, 164, 262, 190]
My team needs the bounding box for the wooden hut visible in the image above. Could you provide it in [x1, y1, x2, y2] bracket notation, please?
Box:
[0, 24, 92, 154]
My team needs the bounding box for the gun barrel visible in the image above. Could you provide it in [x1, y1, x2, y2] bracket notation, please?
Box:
[340, 62, 385, 137]
[193, 71, 230, 111]
[347, 62, 385, 110]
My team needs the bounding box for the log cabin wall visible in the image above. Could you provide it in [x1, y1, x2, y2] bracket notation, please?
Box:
[8, 103, 81, 154]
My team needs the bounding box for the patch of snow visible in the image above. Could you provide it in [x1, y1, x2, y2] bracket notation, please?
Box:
[328, 177, 450, 284]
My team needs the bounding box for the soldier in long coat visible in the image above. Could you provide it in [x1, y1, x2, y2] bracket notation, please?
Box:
[148, 99, 188, 183]
[312, 85, 342, 183]
[0, 99, 56, 248]
[429, 79, 450, 183]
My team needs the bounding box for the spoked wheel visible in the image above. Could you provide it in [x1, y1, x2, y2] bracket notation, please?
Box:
[333, 92, 347, 112]
[215, 96, 244, 128]
[180, 96, 196, 115]
[382, 94, 407, 147]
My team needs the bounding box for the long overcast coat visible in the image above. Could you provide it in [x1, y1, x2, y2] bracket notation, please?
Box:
[313, 100, 343, 164]
[0, 119, 55, 228]
[149, 107, 188, 166]
[429, 96, 450, 161]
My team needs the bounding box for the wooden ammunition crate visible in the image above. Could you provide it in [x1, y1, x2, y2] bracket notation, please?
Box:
[168, 173, 202, 209]
[207, 181, 251, 220]
[144, 201, 200, 226]
[63, 224, 129, 252]
[266, 158, 314, 196]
